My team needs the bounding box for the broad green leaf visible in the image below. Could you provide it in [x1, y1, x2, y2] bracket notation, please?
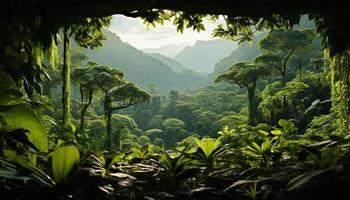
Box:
[195, 138, 221, 158]
[0, 72, 24, 106]
[1, 104, 48, 152]
[159, 153, 172, 170]
[107, 152, 125, 170]
[261, 140, 273, 151]
[252, 142, 262, 152]
[140, 144, 150, 158]
[278, 119, 289, 128]
[271, 129, 283, 135]
[258, 130, 270, 136]
[98, 155, 106, 166]
[52, 145, 80, 183]
[278, 119, 296, 133]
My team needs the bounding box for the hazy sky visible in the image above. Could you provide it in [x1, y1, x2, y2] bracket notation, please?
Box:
[109, 15, 223, 49]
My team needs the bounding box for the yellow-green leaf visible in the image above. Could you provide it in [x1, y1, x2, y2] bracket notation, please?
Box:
[271, 129, 283, 135]
[52, 145, 80, 183]
[258, 130, 270, 136]
[195, 138, 220, 158]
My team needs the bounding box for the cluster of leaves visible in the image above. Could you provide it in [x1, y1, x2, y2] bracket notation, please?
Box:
[3, 117, 350, 200]
[67, 63, 150, 150]
[0, 6, 349, 200]
[214, 27, 331, 133]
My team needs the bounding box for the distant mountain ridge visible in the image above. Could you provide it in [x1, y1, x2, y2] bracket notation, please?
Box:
[142, 43, 188, 58]
[147, 53, 187, 73]
[211, 33, 266, 77]
[211, 17, 318, 78]
[84, 30, 206, 94]
[174, 39, 237, 74]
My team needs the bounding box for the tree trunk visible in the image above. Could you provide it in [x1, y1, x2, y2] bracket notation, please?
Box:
[61, 26, 71, 139]
[105, 110, 112, 150]
[282, 49, 294, 87]
[247, 83, 256, 126]
[103, 93, 113, 150]
[115, 128, 121, 150]
[292, 98, 297, 119]
[281, 49, 295, 118]
[346, 51, 350, 132]
[330, 53, 349, 134]
[80, 87, 93, 131]
[272, 99, 278, 125]
[298, 60, 302, 82]
[80, 85, 84, 114]
[281, 55, 289, 117]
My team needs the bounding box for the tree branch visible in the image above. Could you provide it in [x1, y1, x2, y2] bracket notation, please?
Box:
[111, 96, 136, 111]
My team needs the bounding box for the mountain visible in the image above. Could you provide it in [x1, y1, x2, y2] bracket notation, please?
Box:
[174, 39, 237, 74]
[142, 43, 188, 58]
[148, 53, 187, 73]
[84, 30, 206, 94]
[211, 17, 317, 77]
[211, 33, 266, 77]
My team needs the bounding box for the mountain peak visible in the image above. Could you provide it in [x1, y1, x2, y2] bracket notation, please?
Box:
[84, 32, 206, 94]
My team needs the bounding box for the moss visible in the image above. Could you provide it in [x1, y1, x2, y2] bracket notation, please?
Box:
[61, 30, 72, 135]
[329, 52, 349, 135]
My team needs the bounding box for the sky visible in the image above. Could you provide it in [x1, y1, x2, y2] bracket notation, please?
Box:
[108, 15, 223, 49]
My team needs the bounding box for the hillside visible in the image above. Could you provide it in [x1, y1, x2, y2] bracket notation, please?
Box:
[147, 53, 188, 73]
[211, 17, 318, 78]
[174, 39, 237, 74]
[211, 33, 266, 77]
[84, 30, 206, 93]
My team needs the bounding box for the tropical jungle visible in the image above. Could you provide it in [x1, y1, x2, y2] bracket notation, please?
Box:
[1, 1, 350, 200]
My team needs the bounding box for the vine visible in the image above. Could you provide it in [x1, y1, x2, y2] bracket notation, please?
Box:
[330, 51, 350, 135]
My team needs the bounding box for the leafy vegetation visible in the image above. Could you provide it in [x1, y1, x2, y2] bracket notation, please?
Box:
[1, 3, 350, 200]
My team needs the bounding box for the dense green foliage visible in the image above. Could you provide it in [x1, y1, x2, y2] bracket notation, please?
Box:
[1, 5, 350, 199]
[216, 62, 270, 125]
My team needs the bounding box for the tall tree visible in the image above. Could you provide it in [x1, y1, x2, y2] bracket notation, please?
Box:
[71, 67, 95, 133]
[92, 65, 124, 149]
[215, 62, 269, 125]
[254, 29, 314, 116]
[275, 81, 309, 120]
[254, 29, 314, 86]
[290, 52, 312, 82]
[61, 26, 71, 138]
[259, 81, 283, 125]
[60, 17, 111, 138]
[105, 83, 150, 150]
